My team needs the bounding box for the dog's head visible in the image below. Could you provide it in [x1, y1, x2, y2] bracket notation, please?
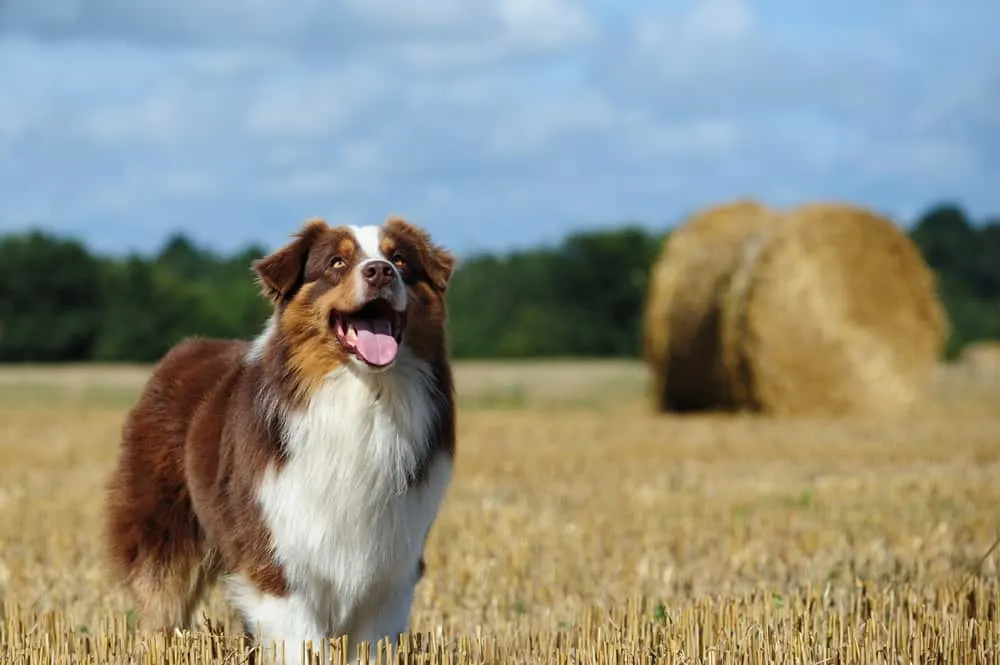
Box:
[252, 217, 454, 386]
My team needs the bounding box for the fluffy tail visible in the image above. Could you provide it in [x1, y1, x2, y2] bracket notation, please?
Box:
[102, 429, 214, 633]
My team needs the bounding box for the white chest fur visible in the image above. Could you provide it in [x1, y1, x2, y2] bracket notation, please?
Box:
[253, 352, 452, 635]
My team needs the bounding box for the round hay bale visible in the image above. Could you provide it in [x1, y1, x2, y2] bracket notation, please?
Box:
[642, 199, 780, 411]
[727, 202, 948, 416]
[958, 341, 1000, 376]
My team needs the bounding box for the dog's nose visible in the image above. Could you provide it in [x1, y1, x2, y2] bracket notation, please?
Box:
[362, 260, 396, 289]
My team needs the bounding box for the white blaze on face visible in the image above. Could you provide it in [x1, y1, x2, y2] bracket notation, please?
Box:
[349, 224, 387, 305]
[342, 224, 408, 369]
[347, 225, 407, 309]
[349, 225, 383, 261]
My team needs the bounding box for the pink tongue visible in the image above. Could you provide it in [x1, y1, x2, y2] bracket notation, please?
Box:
[353, 318, 399, 366]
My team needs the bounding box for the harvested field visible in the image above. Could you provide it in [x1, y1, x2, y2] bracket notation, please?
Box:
[960, 341, 1000, 377]
[1, 360, 998, 664]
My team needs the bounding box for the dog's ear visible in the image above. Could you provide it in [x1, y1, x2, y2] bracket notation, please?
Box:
[426, 245, 456, 293]
[252, 219, 328, 303]
[384, 216, 455, 292]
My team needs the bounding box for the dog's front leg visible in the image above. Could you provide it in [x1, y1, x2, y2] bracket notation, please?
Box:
[228, 575, 330, 665]
[343, 581, 417, 665]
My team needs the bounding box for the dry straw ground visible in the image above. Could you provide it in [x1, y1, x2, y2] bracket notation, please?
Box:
[1, 360, 999, 664]
[961, 342, 1000, 378]
[644, 200, 947, 417]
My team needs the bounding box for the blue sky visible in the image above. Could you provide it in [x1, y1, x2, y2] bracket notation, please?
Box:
[1, 0, 997, 258]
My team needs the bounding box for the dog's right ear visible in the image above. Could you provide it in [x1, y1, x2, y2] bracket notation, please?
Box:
[252, 218, 328, 303]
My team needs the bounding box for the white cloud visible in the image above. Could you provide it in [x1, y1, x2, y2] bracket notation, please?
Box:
[485, 93, 615, 159]
[159, 172, 219, 197]
[341, 0, 488, 34]
[676, 0, 754, 44]
[80, 95, 190, 144]
[241, 64, 394, 139]
[0, 0, 997, 255]
[0, 0, 597, 66]
[603, 5, 908, 120]
[264, 170, 351, 198]
[495, 0, 597, 51]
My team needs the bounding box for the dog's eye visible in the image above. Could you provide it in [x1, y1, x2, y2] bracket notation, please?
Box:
[391, 253, 407, 269]
[330, 256, 346, 270]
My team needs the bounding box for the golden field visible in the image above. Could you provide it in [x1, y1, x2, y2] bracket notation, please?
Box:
[0, 359, 998, 664]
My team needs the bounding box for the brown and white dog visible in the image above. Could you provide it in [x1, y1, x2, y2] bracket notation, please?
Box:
[102, 217, 456, 664]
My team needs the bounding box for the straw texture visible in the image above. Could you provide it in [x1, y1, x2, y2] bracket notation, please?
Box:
[644, 200, 948, 416]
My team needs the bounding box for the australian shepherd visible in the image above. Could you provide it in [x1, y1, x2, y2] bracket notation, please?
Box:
[102, 217, 456, 663]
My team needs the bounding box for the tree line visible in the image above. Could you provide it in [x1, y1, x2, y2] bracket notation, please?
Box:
[0, 202, 997, 363]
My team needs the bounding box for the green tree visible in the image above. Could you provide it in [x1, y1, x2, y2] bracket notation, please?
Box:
[447, 251, 565, 358]
[910, 202, 975, 270]
[552, 226, 663, 356]
[910, 203, 1000, 357]
[446, 226, 664, 358]
[92, 257, 204, 362]
[0, 202, 996, 363]
[0, 231, 104, 361]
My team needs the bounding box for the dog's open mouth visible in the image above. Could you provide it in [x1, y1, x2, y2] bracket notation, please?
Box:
[333, 298, 406, 368]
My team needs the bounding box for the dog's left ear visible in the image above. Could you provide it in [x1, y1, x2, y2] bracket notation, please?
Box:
[252, 218, 328, 303]
[385, 216, 455, 293]
[427, 246, 456, 293]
